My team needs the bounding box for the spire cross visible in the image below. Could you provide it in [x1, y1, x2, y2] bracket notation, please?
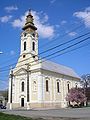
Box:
[29, 9, 31, 15]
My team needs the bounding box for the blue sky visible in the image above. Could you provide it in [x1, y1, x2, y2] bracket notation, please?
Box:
[0, 0, 90, 90]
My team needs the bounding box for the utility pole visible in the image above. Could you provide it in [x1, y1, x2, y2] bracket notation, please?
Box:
[84, 79, 88, 106]
[25, 64, 30, 103]
[10, 68, 13, 108]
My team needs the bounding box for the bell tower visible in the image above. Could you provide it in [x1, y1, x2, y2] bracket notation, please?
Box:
[20, 10, 38, 59]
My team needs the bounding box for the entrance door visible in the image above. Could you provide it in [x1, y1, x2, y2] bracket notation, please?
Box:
[21, 98, 24, 107]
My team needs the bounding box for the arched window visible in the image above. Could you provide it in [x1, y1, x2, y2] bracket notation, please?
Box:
[46, 80, 49, 92]
[32, 42, 35, 51]
[67, 83, 70, 92]
[21, 82, 24, 92]
[33, 81, 37, 91]
[57, 82, 60, 93]
[24, 41, 26, 51]
[75, 83, 78, 88]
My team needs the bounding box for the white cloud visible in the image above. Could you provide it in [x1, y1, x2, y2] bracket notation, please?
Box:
[40, 13, 49, 24]
[0, 51, 3, 54]
[68, 32, 77, 37]
[60, 20, 67, 25]
[73, 7, 90, 28]
[12, 10, 55, 39]
[0, 15, 12, 23]
[5, 5, 18, 12]
[12, 16, 25, 28]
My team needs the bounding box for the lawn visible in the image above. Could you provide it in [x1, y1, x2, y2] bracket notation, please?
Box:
[0, 112, 43, 120]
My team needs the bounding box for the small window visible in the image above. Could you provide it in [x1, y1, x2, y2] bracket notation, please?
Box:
[32, 33, 35, 37]
[24, 33, 27, 37]
[24, 41, 26, 51]
[32, 42, 35, 51]
[33, 55, 35, 58]
[23, 55, 26, 58]
[46, 80, 49, 92]
[22, 82, 24, 92]
[57, 82, 60, 93]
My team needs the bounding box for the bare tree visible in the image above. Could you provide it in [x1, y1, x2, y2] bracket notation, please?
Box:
[81, 74, 90, 106]
[81, 74, 90, 88]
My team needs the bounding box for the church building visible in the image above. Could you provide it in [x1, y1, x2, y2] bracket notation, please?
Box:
[8, 10, 80, 109]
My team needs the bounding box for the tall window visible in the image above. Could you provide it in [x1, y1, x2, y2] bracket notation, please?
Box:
[75, 83, 77, 88]
[32, 42, 35, 51]
[57, 82, 60, 93]
[46, 80, 49, 92]
[67, 83, 70, 92]
[33, 81, 37, 91]
[24, 41, 26, 51]
[22, 82, 24, 92]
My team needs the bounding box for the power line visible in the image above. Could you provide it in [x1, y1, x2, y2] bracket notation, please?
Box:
[39, 31, 90, 55]
[0, 31, 90, 71]
[0, 54, 19, 66]
[46, 41, 90, 61]
[9, 35, 90, 69]
[0, 10, 89, 70]
[41, 37, 90, 59]
[0, 35, 90, 73]
[29, 36, 90, 67]
[0, 37, 90, 78]
[0, 17, 90, 69]
[0, 68, 10, 72]
[1, 41, 90, 76]
[39, 15, 90, 48]
[0, 16, 90, 67]
[1, 7, 90, 67]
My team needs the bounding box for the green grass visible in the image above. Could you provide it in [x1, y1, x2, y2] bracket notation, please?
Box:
[0, 112, 43, 120]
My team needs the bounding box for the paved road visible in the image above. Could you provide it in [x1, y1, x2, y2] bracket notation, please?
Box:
[1, 107, 90, 120]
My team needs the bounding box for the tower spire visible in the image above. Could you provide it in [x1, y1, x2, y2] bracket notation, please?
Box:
[22, 9, 37, 31]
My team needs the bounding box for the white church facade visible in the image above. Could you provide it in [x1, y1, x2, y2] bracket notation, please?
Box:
[8, 10, 80, 109]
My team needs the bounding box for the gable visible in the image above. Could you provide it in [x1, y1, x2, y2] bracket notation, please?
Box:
[14, 68, 27, 76]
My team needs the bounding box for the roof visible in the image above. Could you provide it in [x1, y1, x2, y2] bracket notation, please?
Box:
[40, 60, 80, 79]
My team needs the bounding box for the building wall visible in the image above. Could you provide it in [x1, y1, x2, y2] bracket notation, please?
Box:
[40, 70, 80, 108]
[8, 68, 80, 109]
